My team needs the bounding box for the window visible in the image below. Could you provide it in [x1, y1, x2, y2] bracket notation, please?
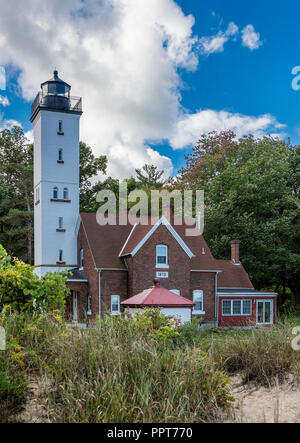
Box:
[156, 245, 168, 267]
[222, 300, 231, 315]
[59, 249, 63, 262]
[171, 289, 180, 295]
[35, 187, 40, 203]
[193, 290, 204, 313]
[79, 249, 84, 269]
[58, 149, 63, 162]
[111, 295, 120, 316]
[63, 188, 69, 200]
[58, 217, 63, 229]
[233, 300, 241, 315]
[53, 187, 58, 199]
[58, 120, 63, 133]
[222, 300, 252, 316]
[87, 296, 92, 315]
[242, 300, 252, 315]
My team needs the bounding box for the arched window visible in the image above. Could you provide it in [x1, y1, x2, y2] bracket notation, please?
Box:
[58, 149, 63, 162]
[63, 188, 69, 200]
[193, 290, 204, 313]
[111, 295, 120, 316]
[79, 249, 84, 269]
[156, 245, 168, 267]
[53, 187, 58, 199]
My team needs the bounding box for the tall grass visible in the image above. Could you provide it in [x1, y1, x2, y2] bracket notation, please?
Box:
[2, 313, 232, 423]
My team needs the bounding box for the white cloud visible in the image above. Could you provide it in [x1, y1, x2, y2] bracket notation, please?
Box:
[0, 95, 9, 106]
[241, 25, 262, 50]
[199, 21, 239, 55]
[169, 110, 285, 149]
[0, 0, 202, 179]
[0, 116, 21, 130]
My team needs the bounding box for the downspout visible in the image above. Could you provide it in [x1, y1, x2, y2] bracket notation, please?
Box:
[215, 272, 219, 327]
[98, 269, 102, 317]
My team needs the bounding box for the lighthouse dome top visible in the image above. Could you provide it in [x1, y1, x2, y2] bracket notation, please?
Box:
[30, 70, 82, 123]
[41, 70, 71, 90]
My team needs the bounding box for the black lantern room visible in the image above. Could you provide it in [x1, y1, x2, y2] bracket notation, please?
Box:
[30, 70, 82, 123]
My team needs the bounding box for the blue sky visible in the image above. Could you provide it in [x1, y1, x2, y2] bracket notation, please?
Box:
[0, 0, 300, 178]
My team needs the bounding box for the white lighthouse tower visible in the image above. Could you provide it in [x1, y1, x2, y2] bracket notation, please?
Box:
[31, 70, 82, 277]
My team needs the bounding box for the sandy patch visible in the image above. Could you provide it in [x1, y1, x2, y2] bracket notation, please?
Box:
[229, 375, 300, 423]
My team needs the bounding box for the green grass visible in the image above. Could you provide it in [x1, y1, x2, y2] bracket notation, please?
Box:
[0, 310, 299, 423]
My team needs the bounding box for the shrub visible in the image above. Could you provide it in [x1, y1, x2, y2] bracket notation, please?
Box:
[0, 244, 69, 313]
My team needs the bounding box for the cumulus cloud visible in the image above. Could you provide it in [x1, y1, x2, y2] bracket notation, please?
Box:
[241, 25, 262, 50]
[169, 110, 285, 149]
[0, 95, 9, 106]
[0, 0, 201, 179]
[199, 21, 239, 55]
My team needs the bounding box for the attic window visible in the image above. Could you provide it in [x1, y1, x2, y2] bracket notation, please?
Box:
[156, 245, 168, 268]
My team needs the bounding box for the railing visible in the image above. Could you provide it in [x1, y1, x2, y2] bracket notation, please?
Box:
[31, 92, 82, 120]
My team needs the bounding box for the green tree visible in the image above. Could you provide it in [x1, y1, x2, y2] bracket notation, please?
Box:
[0, 127, 33, 264]
[135, 164, 166, 189]
[79, 141, 107, 211]
[179, 131, 300, 304]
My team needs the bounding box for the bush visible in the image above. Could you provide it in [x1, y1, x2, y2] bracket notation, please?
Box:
[209, 325, 298, 385]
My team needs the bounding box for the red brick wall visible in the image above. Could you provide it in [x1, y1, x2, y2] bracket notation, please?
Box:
[100, 270, 128, 314]
[218, 296, 277, 327]
[66, 281, 88, 322]
[128, 224, 191, 299]
[77, 224, 99, 319]
[190, 272, 216, 322]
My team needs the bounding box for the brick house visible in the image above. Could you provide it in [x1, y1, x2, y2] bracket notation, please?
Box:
[31, 71, 276, 328]
[66, 213, 277, 327]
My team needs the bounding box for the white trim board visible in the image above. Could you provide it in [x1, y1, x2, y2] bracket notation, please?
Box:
[129, 216, 195, 259]
[119, 223, 137, 256]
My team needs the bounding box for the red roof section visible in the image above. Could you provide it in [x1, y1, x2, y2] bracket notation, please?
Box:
[216, 260, 254, 289]
[80, 213, 254, 289]
[122, 279, 195, 307]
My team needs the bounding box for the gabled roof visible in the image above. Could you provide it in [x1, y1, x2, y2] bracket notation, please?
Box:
[80, 213, 132, 269]
[120, 216, 194, 259]
[79, 212, 254, 289]
[121, 280, 195, 307]
[216, 260, 254, 289]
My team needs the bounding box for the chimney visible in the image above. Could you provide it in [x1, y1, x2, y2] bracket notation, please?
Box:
[230, 240, 240, 264]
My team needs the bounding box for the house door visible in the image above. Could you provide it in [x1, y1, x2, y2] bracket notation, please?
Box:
[257, 300, 273, 325]
[73, 292, 78, 322]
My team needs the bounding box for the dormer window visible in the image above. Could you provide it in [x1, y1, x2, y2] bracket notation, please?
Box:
[156, 245, 168, 268]
[53, 187, 58, 199]
[63, 188, 69, 200]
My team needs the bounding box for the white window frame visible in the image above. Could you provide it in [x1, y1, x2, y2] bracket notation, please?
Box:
[193, 290, 204, 314]
[79, 249, 84, 269]
[111, 295, 120, 316]
[63, 188, 69, 200]
[58, 217, 63, 229]
[87, 296, 92, 316]
[222, 299, 252, 316]
[156, 245, 168, 268]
